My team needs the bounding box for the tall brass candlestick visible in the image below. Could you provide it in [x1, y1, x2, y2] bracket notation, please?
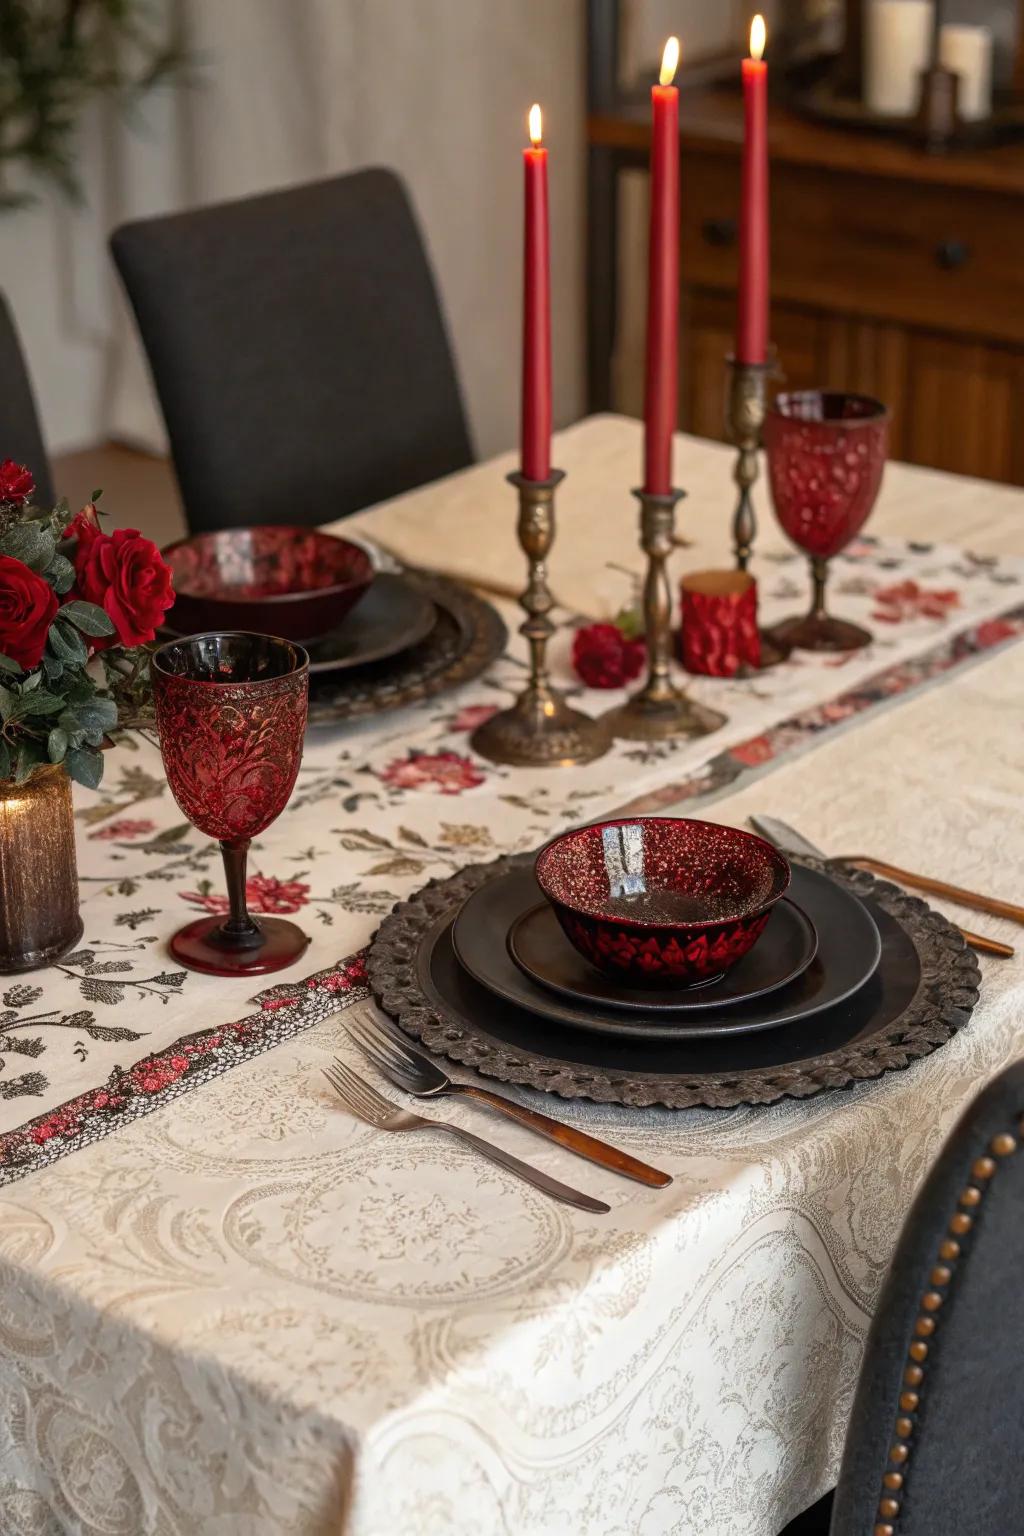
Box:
[727, 352, 774, 571]
[727, 351, 788, 668]
[471, 470, 609, 768]
[604, 488, 726, 742]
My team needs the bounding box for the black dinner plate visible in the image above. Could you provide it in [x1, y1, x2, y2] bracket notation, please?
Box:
[451, 863, 881, 1040]
[304, 572, 436, 675]
[507, 896, 818, 1015]
[421, 889, 910, 1075]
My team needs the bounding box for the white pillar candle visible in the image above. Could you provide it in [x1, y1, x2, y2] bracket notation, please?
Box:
[940, 23, 993, 122]
[865, 0, 934, 117]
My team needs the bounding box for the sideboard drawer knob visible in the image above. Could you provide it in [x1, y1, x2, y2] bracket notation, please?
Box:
[935, 238, 970, 270]
[702, 216, 737, 248]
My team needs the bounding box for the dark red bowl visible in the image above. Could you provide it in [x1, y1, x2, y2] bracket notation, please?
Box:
[163, 525, 374, 642]
[534, 817, 791, 988]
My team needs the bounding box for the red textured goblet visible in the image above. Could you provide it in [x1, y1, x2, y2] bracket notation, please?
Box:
[152, 632, 310, 976]
[764, 390, 888, 652]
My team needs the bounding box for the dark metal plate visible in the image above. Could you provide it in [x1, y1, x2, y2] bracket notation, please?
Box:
[306, 573, 436, 675]
[504, 889, 820, 1020]
[307, 570, 507, 726]
[366, 854, 981, 1109]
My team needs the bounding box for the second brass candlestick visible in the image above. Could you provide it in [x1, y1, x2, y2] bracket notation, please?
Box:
[604, 487, 726, 743]
[471, 469, 609, 768]
[726, 351, 789, 670]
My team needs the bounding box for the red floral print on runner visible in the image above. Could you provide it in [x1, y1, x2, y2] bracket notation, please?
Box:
[872, 580, 960, 624]
[88, 818, 158, 841]
[451, 703, 500, 733]
[378, 750, 486, 794]
[180, 874, 311, 915]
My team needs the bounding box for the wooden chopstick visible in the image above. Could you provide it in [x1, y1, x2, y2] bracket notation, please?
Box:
[840, 856, 1024, 928]
[960, 929, 1015, 959]
[839, 856, 1016, 958]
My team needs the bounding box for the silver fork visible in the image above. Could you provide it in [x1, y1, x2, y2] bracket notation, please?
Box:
[345, 1006, 671, 1188]
[322, 1058, 610, 1214]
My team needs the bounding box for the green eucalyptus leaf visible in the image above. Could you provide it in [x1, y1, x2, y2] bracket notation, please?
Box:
[0, 686, 19, 723]
[57, 711, 86, 749]
[14, 741, 43, 783]
[0, 655, 21, 676]
[61, 600, 115, 638]
[47, 727, 68, 764]
[47, 552, 76, 594]
[0, 740, 11, 780]
[21, 671, 41, 692]
[48, 622, 88, 665]
[74, 697, 118, 732]
[65, 746, 104, 790]
[42, 656, 63, 683]
[0, 525, 44, 568]
[18, 690, 65, 718]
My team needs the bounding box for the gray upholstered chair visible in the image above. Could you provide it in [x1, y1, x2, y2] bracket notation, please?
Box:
[828, 1058, 1024, 1534]
[0, 292, 54, 505]
[783, 1059, 1024, 1535]
[111, 169, 473, 535]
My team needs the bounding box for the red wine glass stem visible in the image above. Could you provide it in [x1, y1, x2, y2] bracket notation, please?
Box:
[219, 838, 262, 945]
[810, 556, 828, 618]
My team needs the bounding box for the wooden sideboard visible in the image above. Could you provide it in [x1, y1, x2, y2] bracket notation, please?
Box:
[588, 86, 1024, 485]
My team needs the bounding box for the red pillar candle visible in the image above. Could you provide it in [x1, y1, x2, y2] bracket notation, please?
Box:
[521, 103, 552, 483]
[737, 15, 769, 365]
[643, 37, 680, 496]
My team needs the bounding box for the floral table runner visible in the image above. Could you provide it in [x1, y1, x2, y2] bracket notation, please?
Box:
[0, 519, 1018, 1184]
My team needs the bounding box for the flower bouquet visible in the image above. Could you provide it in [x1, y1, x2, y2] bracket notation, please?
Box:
[0, 457, 175, 971]
[0, 458, 175, 787]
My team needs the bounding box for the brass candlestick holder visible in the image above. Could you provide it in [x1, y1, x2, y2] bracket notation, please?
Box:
[726, 351, 775, 572]
[726, 351, 788, 669]
[471, 469, 609, 768]
[604, 488, 726, 743]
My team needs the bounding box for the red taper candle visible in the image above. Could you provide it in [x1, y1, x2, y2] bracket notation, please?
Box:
[521, 103, 552, 483]
[737, 15, 769, 365]
[643, 37, 681, 496]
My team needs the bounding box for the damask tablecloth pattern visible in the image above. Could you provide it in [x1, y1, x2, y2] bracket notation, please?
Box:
[0, 418, 1021, 1536]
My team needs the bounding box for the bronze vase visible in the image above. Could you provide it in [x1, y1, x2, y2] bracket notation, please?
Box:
[0, 765, 83, 972]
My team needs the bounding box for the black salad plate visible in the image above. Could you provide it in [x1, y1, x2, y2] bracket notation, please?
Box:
[451, 862, 881, 1040]
[304, 572, 436, 675]
[507, 896, 818, 1015]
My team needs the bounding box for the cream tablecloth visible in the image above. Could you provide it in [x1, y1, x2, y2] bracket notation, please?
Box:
[0, 417, 1022, 1536]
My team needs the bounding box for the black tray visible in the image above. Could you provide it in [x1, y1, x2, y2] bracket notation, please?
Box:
[367, 854, 981, 1109]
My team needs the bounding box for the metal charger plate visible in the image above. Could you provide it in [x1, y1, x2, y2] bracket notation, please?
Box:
[366, 854, 981, 1109]
[306, 573, 436, 675]
[307, 570, 507, 726]
[502, 888, 821, 1021]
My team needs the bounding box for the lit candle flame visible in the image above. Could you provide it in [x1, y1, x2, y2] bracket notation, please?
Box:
[659, 37, 680, 87]
[528, 103, 543, 147]
[750, 14, 766, 61]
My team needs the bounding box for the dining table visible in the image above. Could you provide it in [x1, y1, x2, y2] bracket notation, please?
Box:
[0, 413, 1022, 1536]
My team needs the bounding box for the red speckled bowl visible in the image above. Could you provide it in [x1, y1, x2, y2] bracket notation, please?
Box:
[163, 525, 374, 642]
[534, 817, 791, 988]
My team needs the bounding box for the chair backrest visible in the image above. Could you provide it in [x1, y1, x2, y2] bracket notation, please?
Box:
[830, 1059, 1024, 1536]
[0, 292, 54, 507]
[111, 169, 473, 535]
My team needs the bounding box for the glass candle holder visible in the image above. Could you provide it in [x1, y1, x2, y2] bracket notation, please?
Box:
[680, 569, 762, 678]
[0, 765, 83, 972]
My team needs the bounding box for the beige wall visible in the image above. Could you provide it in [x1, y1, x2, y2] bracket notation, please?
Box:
[1, 0, 585, 462]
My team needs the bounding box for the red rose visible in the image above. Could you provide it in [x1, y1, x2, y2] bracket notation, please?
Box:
[0, 460, 34, 506]
[572, 622, 646, 689]
[0, 555, 58, 670]
[72, 525, 175, 648]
